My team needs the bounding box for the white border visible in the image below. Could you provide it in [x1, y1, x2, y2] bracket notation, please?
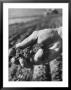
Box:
[3, 3, 68, 87]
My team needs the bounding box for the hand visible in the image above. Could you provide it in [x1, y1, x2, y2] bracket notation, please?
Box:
[9, 47, 16, 57]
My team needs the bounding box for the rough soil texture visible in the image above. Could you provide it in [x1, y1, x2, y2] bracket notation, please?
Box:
[9, 10, 62, 81]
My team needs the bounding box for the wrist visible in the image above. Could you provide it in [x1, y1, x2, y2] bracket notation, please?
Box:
[16, 43, 20, 48]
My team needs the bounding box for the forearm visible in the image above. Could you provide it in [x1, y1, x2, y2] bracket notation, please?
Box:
[16, 38, 29, 48]
[16, 31, 37, 48]
[16, 38, 33, 49]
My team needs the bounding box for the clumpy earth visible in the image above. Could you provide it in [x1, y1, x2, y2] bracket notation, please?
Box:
[9, 42, 62, 81]
[9, 10, 62, 81]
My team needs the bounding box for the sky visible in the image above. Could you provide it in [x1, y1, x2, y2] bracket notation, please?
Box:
[8, 9, 48, 19]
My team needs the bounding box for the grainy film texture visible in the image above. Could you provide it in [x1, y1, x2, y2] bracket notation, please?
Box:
[8, 9, 62, 81]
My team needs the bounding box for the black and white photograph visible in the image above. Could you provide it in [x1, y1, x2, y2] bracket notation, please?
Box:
[8, 8, 62, 81]
[3, 3, 68, 87]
